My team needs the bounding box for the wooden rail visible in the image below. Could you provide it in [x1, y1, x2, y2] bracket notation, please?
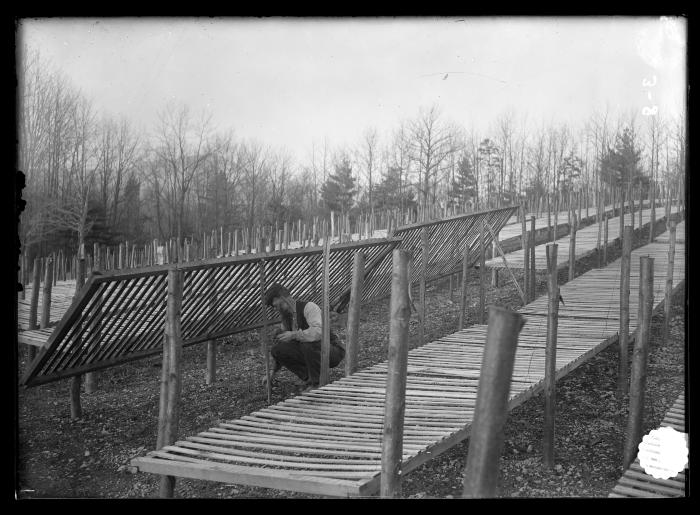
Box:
[130, 231, 685, 497]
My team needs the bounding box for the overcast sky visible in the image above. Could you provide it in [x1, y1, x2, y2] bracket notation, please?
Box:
[18, 17, 687, 162]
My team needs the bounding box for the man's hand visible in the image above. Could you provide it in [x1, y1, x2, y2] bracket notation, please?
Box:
[275, 331, 296, 343]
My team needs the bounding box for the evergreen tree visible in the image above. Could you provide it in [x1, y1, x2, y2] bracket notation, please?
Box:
[477, 138, 502, 207]
[374, 166, 417, 211]
[600, 127, 643, 188]
[449, 154, 477, 208]
[321, 158, 357, 213]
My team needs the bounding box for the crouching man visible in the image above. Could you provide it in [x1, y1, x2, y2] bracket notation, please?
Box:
[263, 283, 345, 391]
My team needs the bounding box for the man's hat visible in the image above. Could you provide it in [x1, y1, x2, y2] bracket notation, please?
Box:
[264, 283, 290, 306]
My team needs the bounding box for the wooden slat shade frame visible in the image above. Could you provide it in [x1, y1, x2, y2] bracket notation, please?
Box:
[20, 237, 400, 387]
[20, 206, 517, 388]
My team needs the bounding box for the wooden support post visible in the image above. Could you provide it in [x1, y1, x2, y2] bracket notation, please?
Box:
[648, 181, 655, 243]
[380, 249, 412, 498]
[623, 256, 654, 469]
[543, 243, 559, 468]
[479, 221, 486, 324]
[521, 206, 529, 302]
[597, 200, 603, 268]
[530, 216, 536, 297]
[28, 257, 40, 332]
[617, 226, 633, 399]
[458, 245, 470, 331]
[159, 267, 183, 498]
[662, 221, 676, 347]
[259, 260, 271, 403]
[419, 227, 428, 345]
[463, 306, 525, 498]
[85, 246, 102, 394]
[629, 184, 635, 231]
[491, 237, 498, 287]
[206, 267, 217, 386]
[345, 252, 365, 376]
[35, 258, 54, 364]
[619, 186, 625, 248]
[603, 214, 609, 265]
[568, 213, 577, 281]
[319, 234, 331, 386]
[547, 194, 553, 242]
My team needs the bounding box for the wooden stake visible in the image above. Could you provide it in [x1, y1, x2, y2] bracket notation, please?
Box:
[319, 234, 331, 386]
[206, 268, 217, 386]
[648, 180, 656, 244]
[259, 259, 271, 403]
[39, 258, 53, 329]
[623, 255, 654, 469]
[380, 249, 412, 498]
[463, 306, 525, 498]
[28, 257, 40, 332]
[530, 216, 536, 297]
[479, 221, 486, 324]
[491, 237, 498, 287]
[662, 221, 676, 348]
[345, 252, 365, 377]
[568, 213, 577, 281]
[617, 226, 633, 399]
[458, 245, 470, 331]
[603, 214, 609, 265]
[522, 205, 529, 301]
[159, 267, 183, 498]
[543, 243, 559, 468]
[419, 227, 428, 345]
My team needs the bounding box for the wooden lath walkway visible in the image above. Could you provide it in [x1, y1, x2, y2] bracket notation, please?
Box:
[656, 220, 685, 244]
[17, 280, 76, 332]
[485, 206, 679, 271]
[609, 393, 686, 498]
[130, 231, 685, 497]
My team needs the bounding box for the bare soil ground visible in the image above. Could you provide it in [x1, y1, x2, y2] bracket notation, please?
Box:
[15, 221, 686, 499]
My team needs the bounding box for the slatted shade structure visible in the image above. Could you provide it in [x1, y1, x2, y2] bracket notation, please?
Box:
[20, 237, 401, 388]
[339, 206, 517, 312]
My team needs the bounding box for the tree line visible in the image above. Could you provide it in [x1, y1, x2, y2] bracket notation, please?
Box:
[18, 47, 686, 263]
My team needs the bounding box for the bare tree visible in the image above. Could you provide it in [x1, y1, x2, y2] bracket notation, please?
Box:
[407, 105, 461, 217]
[354, 127, 379, 215]
[153, 102, 213, 240]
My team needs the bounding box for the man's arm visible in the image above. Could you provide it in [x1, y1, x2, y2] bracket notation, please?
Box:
[295, 302, 322, 342]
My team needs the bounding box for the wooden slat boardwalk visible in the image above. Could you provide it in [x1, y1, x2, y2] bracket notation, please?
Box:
[656, 220, 685, 244]
[17, 280, 76, 332]
[609, 393, 686, 498]
[485, 206, 679, 271]
[131, 227, 685, 497]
